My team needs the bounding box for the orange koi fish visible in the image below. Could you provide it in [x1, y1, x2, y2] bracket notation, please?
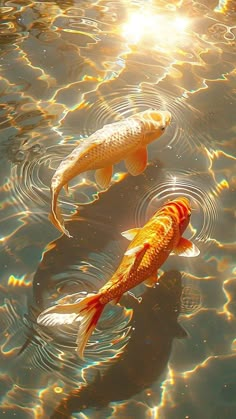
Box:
[37, 198, 199, 358]
[50, 109, 171, 237]
[37, 197, 199, 359]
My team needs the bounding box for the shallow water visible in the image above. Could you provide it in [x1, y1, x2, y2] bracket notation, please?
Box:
[0, 0, 235, 418]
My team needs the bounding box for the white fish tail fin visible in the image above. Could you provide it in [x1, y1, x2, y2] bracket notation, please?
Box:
[37, 293, 104, 359]
[49, 187, 72, 238]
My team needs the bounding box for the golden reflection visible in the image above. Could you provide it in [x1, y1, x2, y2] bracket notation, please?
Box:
[54, 386, 63, 394]
[0, 0, 235, 417]
[121, 10, 190, 47]
[205, 147, 236, 167]
[182, 271, 213, 281]
[215, 0, 236, 14]
[35, 404, 44, 419]
[222, 278, 235, 320]
[8, 274, 31, 287]
[149, 406, 159, 419]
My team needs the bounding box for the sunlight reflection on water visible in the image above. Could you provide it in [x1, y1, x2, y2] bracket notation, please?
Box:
[0, 0, 235, 417]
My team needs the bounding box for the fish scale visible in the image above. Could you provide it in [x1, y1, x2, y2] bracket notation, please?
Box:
[99, 215, 178, 304]
[37, 197, 200, 358]
[49, 109, 171, 237]
[68, 119, 144, 169]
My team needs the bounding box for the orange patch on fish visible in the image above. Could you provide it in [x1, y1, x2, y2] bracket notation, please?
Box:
[37, 197, 200, 359]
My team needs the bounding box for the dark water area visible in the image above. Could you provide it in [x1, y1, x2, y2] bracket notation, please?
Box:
[50, 270, 186, 418]
[0, 0, 235, 418]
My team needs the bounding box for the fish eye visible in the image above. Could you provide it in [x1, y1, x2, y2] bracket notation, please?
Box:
[160, 126, 165, 131]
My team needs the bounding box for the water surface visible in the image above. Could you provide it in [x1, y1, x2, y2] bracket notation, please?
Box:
[0, 0, 235, 418]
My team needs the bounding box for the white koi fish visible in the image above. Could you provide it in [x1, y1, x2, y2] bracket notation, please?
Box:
[50, 109, 171, 237]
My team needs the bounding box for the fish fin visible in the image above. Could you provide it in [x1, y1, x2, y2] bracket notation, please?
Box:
[121, 227, 140, 241]
[144, 272, 158, 287]
[48, 210, 72, 238]
[63, 183, 69, 195]
[37, 293, 104, 359]
[124, 147, 148, 176]
[172, 237, 200, 257]
[50, 187, 72, 238]
[95, 165, 113, 189]
[125, 242, 149, 257]
[125, 243, 150, 273]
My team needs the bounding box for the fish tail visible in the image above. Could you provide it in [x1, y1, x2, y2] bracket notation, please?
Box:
[49, 186, 72, 238]
[37, 293, 104, 359]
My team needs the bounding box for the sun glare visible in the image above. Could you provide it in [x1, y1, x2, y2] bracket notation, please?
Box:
[121, 11, 190, 47]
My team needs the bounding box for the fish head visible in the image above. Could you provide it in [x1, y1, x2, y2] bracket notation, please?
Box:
[172, 196, 192, 234]
[162, 196, 191, 234]
[136, 109, 171, 144]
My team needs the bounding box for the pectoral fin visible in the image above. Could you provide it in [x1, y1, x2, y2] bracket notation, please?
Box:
[125, 147, 148, 176]
[144, 272, 158, 287]
[95, 165, 113, 189]
[125, 242, 150, 271]
[121, 227, 140, 241]
[172, 237, 200, 257]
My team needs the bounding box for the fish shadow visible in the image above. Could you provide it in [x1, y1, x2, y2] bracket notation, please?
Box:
[51, 270, 187, 418]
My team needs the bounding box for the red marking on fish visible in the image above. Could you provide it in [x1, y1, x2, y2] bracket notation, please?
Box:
[37, 197, 199, 359]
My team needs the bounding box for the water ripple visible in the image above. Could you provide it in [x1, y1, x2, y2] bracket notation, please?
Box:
[0, 255, 132, 387]
[134, 168, 220, 244]
[28, 236, 132, 380]
[0, 0, 235, 416]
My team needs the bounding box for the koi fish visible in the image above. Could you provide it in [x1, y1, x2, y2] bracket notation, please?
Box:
[50, 109, 171, 237]
[37, 197, 199, 359]
[50, 271, 186, 418]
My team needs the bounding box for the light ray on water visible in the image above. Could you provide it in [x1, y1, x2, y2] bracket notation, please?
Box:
[0, 0, 235, 417]
[121, 10, 190, 47]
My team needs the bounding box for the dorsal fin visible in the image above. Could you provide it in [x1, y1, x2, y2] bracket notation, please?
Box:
[121, 227, 140, 241]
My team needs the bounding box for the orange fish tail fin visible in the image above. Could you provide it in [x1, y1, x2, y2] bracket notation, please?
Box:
[37, 293, 104, 359]
[49, 188, 72, 238]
